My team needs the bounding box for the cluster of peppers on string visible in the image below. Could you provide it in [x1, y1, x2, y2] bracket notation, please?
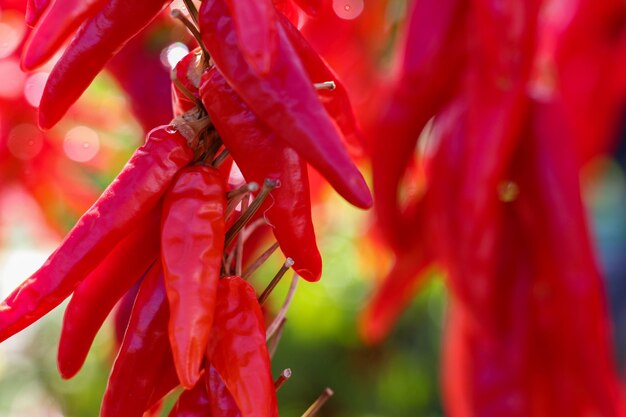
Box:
[360, 0, 626, 416]
[1, 0, 371, 415]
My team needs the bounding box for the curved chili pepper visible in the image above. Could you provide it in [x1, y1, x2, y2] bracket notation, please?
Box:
[0, 125, 193, 342]
[206, 363, 242, 417]
[278, 12, 364, 154]
[371, 0, 467, 250]
[168, 377, 211, 417]
[37, 0, 170, 129]
[224, 0, 277, 75]
[57, 209, 161, 379]
[161, 164, 226, 389]
[207, 276, 278, 417]
[25, 0, 50, 26]
[200, 67, 321, 282]
[21, 0, 108, 70]
[172, 49, 203, 118]
[198, 0, 372, 209]
[113, 280, 142, 348]
[530, 102, 622, 417]
[100, 261, 177, 417]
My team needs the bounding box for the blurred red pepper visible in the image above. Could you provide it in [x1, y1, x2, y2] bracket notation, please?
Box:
[37, 0, 171, 129]
[207, 276, 278, 417]
[161, 164, 226, 389]
[0, 124, 193, 342]
[200, 66, 321, 282]
[371, 0, 467, 250]
[21, 0, 108, 70]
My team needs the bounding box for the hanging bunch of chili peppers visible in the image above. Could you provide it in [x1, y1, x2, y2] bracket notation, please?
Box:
[0, 0, 371, 415]
[360, 0, 626, 415]
[3, 0, 626, 414]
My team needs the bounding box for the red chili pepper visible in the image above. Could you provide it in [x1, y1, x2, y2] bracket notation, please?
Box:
[272, 0, 300, 24]
[207, 276, 278, 417]
[293, 0, 322, 17]
[25, 0, 49, 26]
[161, 164, 226, 389]
[0, 125, 193, 342]
[206, 363, 242, 417]
[530, 102, 622, 417]
[200, 67, 321, 282]
[57, 209, 161, 379]
[37, 0, 170, 129]
[168, 378, 211, 417]
[171, 49, 203, 118]
[371, 0, 467, 250]
[224, 0, 277, 75]
[278, 12, 364, 154]
[199, 0, 372, 209]
[21, 0, 108, 70]
[100, 262, 177, 417]
[113, 280, 142, 348]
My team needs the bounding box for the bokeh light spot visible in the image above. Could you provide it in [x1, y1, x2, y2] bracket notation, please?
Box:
[0, 59, 26, 99]
[161, 42, 189, 69]
[63, 126, 100, 162]
[333, 0, 364, 20]
[7, 124, 44, 160]
[23, 72, 49, 107]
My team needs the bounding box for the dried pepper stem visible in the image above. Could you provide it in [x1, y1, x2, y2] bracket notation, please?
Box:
[266, 272, 299, 339]
[258, 258, 294, 305]
[274, 368, 292, 391]
[267, 317, 286, 358]
[225, 178, 277, 248]
[243, 241, 280, 280]
[313, 81, 336, 91]
[302, 388, 334, 417]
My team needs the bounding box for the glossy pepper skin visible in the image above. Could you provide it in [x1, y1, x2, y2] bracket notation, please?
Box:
[100, 262, 177, 417]
[161, 165, 226, 389]
[171, 49, 203, 118]
[168, 377, 211, 417]
[21, 0, 108, 70]
[25, 0, 50, 26]
[207, 276, 278, 417]
[278, 12, 364, 154]
[206, 363, 242, 417]
[37, 0, 171, 129]
[200, 67, 321, 282]
[198, 0, 372, 209]
[0, 125, 193, 343]
[57, 209, 161, 379]
[224, 0, 277, 75]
